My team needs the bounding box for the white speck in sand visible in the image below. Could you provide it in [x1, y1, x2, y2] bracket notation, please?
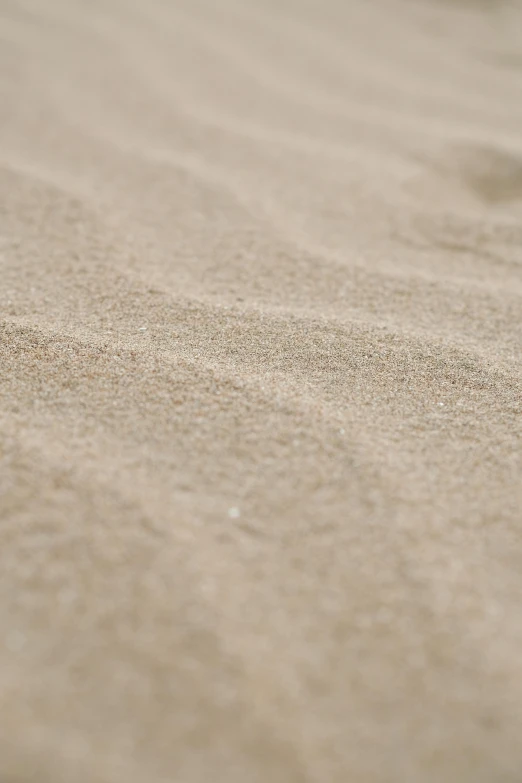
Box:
[339, 428, 345, 435]
[138, 327, 148, 332]
[228, 507, 241, 519]
[437, 402, 445, 407]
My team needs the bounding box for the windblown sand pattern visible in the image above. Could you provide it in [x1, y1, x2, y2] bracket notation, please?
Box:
[1, 1, 522, 781]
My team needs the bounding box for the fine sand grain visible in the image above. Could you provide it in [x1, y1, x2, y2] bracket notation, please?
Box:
[1, 1, 522, 781]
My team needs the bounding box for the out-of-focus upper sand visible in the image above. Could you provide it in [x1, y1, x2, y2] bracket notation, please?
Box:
[1, 0, 522, 780]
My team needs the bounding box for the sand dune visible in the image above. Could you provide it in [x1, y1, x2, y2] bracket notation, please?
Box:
[1, 0, 522, 781]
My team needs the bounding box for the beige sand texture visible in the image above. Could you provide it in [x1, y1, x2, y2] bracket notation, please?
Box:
[1, 0, 522, 780]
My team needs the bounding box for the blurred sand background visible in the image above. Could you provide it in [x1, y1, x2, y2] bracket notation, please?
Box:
[1, 0, 522, 781]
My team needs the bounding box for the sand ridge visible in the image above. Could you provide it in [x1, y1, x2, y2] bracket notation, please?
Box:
[1, 0, 522, 781]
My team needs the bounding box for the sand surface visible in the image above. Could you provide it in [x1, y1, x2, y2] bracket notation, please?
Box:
[1, 0, 522, 780]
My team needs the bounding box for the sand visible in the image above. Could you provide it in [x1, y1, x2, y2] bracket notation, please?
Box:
[1, 0, 522, 780]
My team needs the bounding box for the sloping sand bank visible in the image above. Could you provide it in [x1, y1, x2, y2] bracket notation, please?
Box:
[1, 1, 522, 781]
